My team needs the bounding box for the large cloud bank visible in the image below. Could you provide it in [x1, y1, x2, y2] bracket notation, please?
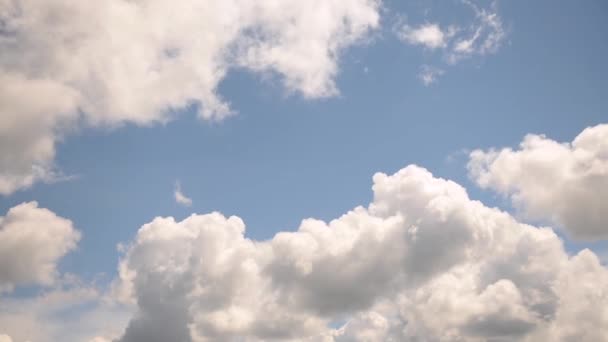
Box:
[0, 0, 380, 194]
[113, 165, 608, 342]
[469, 123, 608, 240]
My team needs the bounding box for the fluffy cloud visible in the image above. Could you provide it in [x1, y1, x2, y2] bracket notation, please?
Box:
[397, 23, 449, 49]
[0, 202, 80, 292]
[468, 123, 608, 240]
[0, 0, 380, 195]
[113, 165, 608, 341]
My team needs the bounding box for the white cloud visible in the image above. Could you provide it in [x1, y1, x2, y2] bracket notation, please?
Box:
[0, 73, 79, 195]
[448, 0, 506, 63]
[111, 164, 608, 341]
[396, 1, 506, 83]
[468, 123, 608, 240]
[0, 279, 130, 342]
[397, 23, 448, 49]
[174, 181, 193, 207]
[0, 202, 80, 292]
[0, 0, 380, 195]
[0, 335, 12, 342]
[418, 65, 444, 86]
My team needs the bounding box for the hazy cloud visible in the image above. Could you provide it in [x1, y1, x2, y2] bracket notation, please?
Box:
[174, 182, 193, 207]
[418, 65, 444, 86]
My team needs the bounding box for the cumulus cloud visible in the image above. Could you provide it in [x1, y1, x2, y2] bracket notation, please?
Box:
[112, 165, 608, 341]
[0, 202, 80, 292]
[0, 0, 380, 195]
[174, 181, 193, 207]
[468, 123, 608, 240]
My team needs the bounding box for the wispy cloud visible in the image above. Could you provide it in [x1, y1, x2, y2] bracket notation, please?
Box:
[418, 65, 445, 86]
[173, 181, 192, 207]
[396, 1, 507, 85]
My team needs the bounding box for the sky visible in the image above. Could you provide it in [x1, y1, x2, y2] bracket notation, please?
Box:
[0, 0, 607, 341]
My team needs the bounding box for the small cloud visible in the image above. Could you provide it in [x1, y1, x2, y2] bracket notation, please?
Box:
[418, 65, 444, 86]
[397, 23, 448, 49]
[447, 0, 506, 63]
[174, 181, 192, 207]
[395, 1, 506, 84]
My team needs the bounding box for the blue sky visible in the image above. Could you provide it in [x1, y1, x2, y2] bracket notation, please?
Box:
[1, 1, 607, 341]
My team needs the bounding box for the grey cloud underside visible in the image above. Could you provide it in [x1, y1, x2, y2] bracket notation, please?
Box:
[114, 165, 608, 342]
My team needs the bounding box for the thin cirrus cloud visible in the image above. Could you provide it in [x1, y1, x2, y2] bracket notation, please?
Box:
[0, 0, 381, 196]
[468, 123, 608, 240]
[396, 1, 506, 84]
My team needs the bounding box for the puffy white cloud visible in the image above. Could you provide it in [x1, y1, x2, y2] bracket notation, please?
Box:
[0, 334, 12, 342]
[468, 123, 608, 240]
[397, 23, 448, 49]
[113, 164, 608, 341]
[0, 0, 380, 194]
[0, 202, 80, 292]
[174, 182, 193, 207]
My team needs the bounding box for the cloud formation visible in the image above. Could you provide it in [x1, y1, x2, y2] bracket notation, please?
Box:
[0, 0, 380, 194]
[113, 165, 608, 341]
[0, 202, 80, 292]
[448, 0, 506, 63]
[0, 279, 129, 342]
[397, 23, 450, 49]
[469, 123, 608, 240]
[396, 1, 506, 84]
[174, 182, 193, 207]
